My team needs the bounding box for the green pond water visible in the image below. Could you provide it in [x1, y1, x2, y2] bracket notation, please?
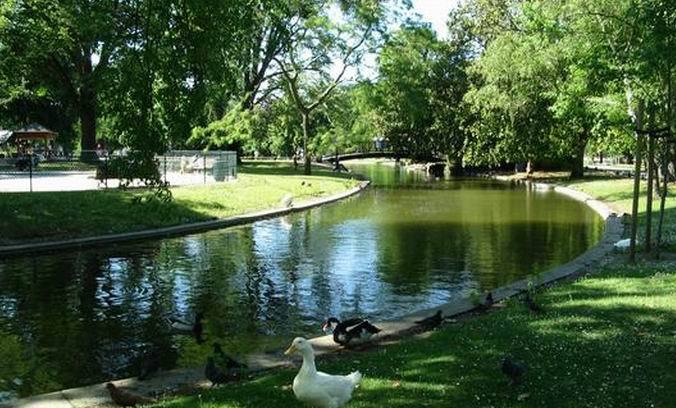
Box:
[0, 162, 604, 398]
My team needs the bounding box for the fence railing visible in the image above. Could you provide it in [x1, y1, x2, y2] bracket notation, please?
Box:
[0, 150, 237, 193]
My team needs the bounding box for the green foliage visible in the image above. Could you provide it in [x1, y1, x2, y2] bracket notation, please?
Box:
[96, 152, 172, 202]
[0, 331, 26, 397]
[458, 0, 675, 177]
[262, 96, 304, 157]
[312, 84, 378, 155]
[189, 102, 263, 153]
[369, 25, 472, 163]
[1, 0, 673, 177]
[0, 0, 124, 148]
[0, 0, 289, 154]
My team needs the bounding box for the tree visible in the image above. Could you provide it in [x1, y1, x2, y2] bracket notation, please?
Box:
[372, 26, 439, 161]
[568, 0, 675, 258]
[370, 25, 471, 163]
[263, 93, 304, 158]
[99, 0, 259, 153]
[188, 101, 265, 155]
[274, 14, 365, 173]
[237, 1, 309, 110]
[461, 2, 571, 174]
[464, 28, 558, 170]
[0, 0, 125, 151]
[0, 0, 263, 154]
[312, 83, 379, 159]
[273, 0, 404, 175]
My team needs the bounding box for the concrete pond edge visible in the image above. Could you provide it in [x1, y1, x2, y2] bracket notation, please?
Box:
[5, 177, 625, 408]
[0, 180, 370, 257]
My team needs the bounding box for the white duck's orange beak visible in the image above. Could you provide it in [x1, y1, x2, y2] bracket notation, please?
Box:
[284, 344, 297, 355]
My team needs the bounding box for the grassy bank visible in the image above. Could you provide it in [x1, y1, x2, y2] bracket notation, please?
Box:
[0, 161, 358, 245]
[151, 260, 675, 408]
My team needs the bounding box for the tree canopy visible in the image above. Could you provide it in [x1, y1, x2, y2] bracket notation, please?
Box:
[0, 0, 673, 178]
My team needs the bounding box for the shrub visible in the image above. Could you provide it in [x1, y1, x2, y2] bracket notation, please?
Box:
[96, 151, 172, 202]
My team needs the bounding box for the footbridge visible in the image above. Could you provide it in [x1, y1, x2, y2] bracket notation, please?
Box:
[321, 151, 400, 163]
[321, 151, 447, 176]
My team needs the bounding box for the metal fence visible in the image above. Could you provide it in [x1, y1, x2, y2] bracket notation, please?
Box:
[0, 150, 237, 193]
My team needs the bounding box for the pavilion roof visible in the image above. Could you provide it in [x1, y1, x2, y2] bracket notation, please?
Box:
[12, 123, 57, 140]
[0, 124, 57, 144]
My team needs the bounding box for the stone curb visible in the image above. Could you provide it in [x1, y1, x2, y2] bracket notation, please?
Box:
[0, 180, 370, 257]
[4, 177, 623, 408]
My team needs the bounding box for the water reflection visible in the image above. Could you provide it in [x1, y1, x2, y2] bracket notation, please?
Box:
[0, 162, 603, 397]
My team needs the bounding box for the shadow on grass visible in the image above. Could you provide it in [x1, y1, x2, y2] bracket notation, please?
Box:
[0, 190, 216, 245]
[173, 198, 233, 214]
[153, 262, 676, 408]
[636, 202, 676, 252]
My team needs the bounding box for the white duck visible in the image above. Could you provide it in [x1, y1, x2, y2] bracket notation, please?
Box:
[284, 337, 362, 408]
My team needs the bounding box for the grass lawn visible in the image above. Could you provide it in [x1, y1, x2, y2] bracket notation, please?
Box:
[0, 161, 358, 245]
[150, 261, 676, 408]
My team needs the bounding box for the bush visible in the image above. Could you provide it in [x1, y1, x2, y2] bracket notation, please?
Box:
[96, 153, 161, 186]
[96, 151, 172, 202]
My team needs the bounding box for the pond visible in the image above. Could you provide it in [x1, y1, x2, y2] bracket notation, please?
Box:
[0, 162, 604, 398]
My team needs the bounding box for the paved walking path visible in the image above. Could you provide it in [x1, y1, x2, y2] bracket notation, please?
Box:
[0, 171, 233, 192]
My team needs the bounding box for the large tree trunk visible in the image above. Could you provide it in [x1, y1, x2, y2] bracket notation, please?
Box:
[630, 138, 643, 262]
[301, 112, 311, 175]
[569, 133, 587, 179]
[653, 158, 661, 198]
[80, 85, 97, 152]
[242, 81, 256, 110]
[79, 53, 97, 155]
[447, 145, 464, 176]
